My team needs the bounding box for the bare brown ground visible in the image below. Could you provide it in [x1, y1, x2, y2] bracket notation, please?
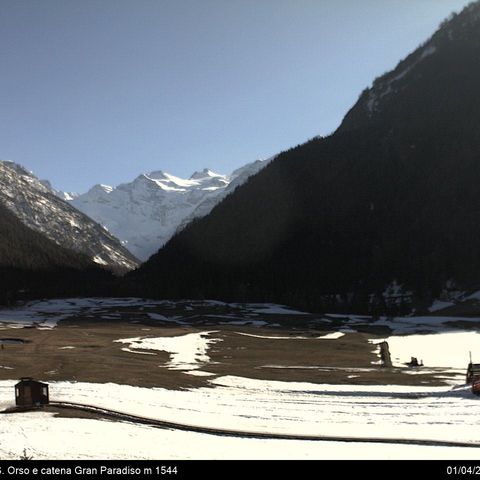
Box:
[0, 306, 453, 390]
[0, 321, 207, 389]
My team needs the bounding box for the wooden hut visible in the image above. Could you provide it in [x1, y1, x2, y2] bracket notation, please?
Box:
[15, 377, 49, 406]
[466, 363, 480, 384]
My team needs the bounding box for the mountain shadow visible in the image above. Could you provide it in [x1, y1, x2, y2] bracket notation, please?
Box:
[128, 2, 480, 314]
[0, 203, 113, 305]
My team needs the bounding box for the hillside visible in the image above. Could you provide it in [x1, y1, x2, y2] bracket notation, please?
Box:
[0, 202, 91, 270]
[0, 203, 113, 304]
[0, 161, 139, 272]
[129, 2, 480, 313]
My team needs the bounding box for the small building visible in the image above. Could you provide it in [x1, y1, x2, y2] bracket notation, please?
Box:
[15, 378, 49, 407]
[466, 363, 480, 384]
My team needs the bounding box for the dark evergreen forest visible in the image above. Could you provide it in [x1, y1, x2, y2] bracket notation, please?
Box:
[0, 204, 113, 305]
[127, 5, 480, 313]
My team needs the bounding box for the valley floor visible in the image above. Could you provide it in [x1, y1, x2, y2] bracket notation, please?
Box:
[0, 297, 479, 459]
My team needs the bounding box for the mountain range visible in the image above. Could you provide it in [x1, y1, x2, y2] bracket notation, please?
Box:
[67, 159, 270, 260]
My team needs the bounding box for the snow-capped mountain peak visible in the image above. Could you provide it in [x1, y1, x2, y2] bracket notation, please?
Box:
[190, 168, 221, 180]
[147, 170, 168, 179]
[83, 184, 114, 199]
[68, 158, 272, 261]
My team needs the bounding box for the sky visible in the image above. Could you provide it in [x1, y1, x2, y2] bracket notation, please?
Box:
[0, 0, 473, 193]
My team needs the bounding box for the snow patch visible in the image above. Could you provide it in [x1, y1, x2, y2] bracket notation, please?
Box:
[428, 300, 455, 312]
[184, 370, 216, 377]
[366, 43, 437, 114]
[465, 290, 480, 301]
[248, 304, 309, 315]
[376, 331, 480, 370]
[317, 332, 345, 340]
[115, 332, 222, 370]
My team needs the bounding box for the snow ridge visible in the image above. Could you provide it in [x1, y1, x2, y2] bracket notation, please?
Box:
[68, 158, 272, 260]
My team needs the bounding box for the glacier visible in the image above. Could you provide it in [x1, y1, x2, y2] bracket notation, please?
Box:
[69, 159, 272, 260]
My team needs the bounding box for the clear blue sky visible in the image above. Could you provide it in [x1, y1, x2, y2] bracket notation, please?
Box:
[0, 0, 472, 192]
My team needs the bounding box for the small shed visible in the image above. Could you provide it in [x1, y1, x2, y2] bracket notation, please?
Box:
[466, 363, 480, 384]
[15, 377, 49, 407]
